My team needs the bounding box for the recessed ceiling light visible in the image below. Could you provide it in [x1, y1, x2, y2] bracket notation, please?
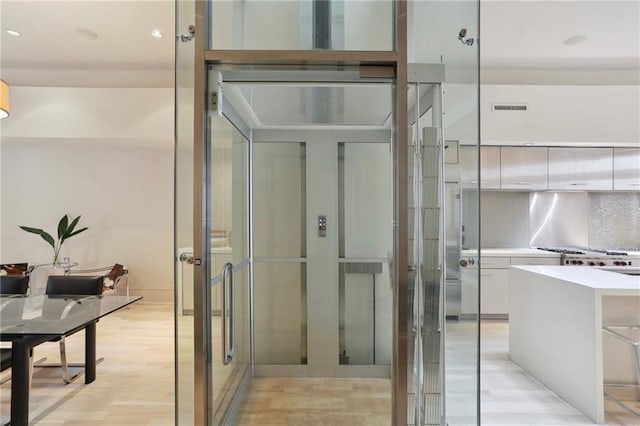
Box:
[6, 29, 21, 37]
[151, 30, 163, 39]
[563, 35, 587, 46]
[75, 28, 99, 40]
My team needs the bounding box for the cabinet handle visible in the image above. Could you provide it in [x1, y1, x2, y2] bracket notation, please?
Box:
[569, 182, 588, 186]
[629, 183, 640, 186]
[513, 182, 531, 185]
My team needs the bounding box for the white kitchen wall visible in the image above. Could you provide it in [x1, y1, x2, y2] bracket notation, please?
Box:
[0, 86, 174, 303]
[482, 85, 640, 145]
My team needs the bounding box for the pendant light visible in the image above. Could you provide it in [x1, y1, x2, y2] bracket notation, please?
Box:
[0, 80, 9, 119]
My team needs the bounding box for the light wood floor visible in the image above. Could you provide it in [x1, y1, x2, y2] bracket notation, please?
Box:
[2, 304, 639, 424]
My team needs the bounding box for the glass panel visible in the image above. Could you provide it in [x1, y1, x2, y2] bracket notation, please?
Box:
[252, 140, 307, 365]
[208, 112, 251, 422]
[230, 85, 392, 127]
[409, 1, 480, 424]
[253, 142, 306, 258]
[175, 0, 195, 423]
[210, 0, 393, 51]
[338, 142, 392, 366]
[254, 262, 307, 365]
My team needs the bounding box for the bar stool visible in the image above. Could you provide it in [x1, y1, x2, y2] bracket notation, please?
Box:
[603, 325, 640, 417]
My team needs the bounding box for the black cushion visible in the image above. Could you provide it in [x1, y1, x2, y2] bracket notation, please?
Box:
[0, 275, 29, 295]
[45, 275, 104, 296]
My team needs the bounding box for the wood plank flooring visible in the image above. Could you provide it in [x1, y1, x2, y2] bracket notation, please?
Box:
[1, 304, 639, 424]
[235, 377, 391, 425]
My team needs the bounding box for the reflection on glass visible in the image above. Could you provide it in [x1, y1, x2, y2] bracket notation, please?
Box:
[210, 0, 393, 51]
[339, 263, 392, 365]
[207, 91, 251, 422]
[254, 263, 307, 365]
[253, 142, 306, 258]
[338, 142, 392, 366]
[229, 85, 392, 127]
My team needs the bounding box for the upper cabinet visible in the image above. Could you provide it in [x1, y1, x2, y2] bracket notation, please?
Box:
[460, 146, 500, 189]
[548, 148, 613, 190]
[500, 147, 548, 190]
[456, 145, 634, 192]
[613, 148, 640, 190]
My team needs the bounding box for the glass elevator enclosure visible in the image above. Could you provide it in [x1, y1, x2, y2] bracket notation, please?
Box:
[175, 1, 479, 424]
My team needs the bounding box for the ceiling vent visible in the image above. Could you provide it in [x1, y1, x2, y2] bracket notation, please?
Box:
[491, 103, 528, 112]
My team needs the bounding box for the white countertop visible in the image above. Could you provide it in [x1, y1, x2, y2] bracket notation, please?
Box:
[512, 265, 640, 291]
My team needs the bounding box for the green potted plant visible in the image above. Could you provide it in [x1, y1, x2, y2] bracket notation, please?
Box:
[20, 214, 88, 266]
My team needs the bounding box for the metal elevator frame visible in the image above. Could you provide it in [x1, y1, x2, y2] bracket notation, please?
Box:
[187, 1, 411, 424]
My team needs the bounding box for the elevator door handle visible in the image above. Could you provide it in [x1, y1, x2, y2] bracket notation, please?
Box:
[221, 262, 234, 365]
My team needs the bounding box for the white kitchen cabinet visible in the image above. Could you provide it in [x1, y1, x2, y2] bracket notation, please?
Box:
[480, 268, 509, 316]
[477, 254, 561, 319]
[461, 146, 500, 189]
[548, 147, 613, 190]
[461, 261, 479, 317]
[500, 147, 548, 190]
[613, 148, 640, 191]
[479, 256, 509, 318]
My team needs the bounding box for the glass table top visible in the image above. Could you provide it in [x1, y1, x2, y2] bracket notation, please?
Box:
[0, 295, 142, 337]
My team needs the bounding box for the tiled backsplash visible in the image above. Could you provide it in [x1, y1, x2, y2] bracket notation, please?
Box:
[589, 192, 640, 250]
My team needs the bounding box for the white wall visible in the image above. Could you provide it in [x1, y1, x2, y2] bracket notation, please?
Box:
[481, 85, 640, 145]
[0, 87, 174, 303]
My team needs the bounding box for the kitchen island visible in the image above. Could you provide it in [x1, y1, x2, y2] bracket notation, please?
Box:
[509, 266, 640, 424]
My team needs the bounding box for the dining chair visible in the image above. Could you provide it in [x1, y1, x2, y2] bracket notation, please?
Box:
[0, 275, 30, 384]
[35, 275, 104, 384]
[0, 275, 30, 295]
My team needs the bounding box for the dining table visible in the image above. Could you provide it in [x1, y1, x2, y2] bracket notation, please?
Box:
[0, 294, 142, 426]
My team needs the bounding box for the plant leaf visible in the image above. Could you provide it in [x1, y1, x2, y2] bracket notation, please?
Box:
[62, 227, 88, 242]
[39, 231, 56, 249]
[57, 215, 69, 240]
[19, 226, 44, 235]
[20, 226, 55, 248]
[62, 216, 81, 240]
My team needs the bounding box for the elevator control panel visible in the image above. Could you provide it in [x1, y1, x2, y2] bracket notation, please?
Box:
[318, 215, 327, 237]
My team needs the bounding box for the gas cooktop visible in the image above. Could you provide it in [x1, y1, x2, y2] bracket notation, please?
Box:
[536, 247, 630, 256]
[535, 247, 638, 267]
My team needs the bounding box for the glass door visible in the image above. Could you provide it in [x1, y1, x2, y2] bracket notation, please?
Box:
[174, 0, 196, 424]
[407, 0, 481, 424]
[207, 111, 251, 423]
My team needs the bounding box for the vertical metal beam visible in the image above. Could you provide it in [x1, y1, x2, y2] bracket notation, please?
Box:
[393, 0, 409, 425]
[193, 0, 211, 425]
[475, 1, 482, 424]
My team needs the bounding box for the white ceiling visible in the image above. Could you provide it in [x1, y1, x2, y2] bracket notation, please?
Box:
[480, 0, 640, 84]
[0, 0, 638, 87]
[0, 0, 175, 87]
